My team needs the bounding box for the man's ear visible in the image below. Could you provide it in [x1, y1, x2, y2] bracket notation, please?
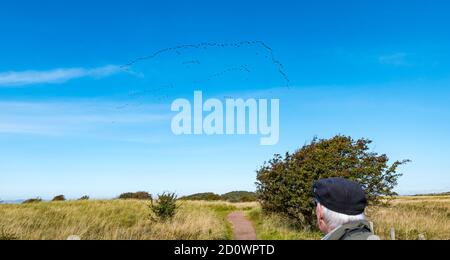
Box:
[317, 204, 328, 233]
[318, 205, 323, 220]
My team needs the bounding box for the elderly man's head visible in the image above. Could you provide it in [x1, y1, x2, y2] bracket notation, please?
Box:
[313, 178, 368, 234]
[315, 201, 367, 233]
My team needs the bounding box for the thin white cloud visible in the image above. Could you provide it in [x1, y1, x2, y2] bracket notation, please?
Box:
[0, 101, 171, 137]
[379, 53, 410, 66]
[0, 122, 61, 136]
[0, 65, 123, 87]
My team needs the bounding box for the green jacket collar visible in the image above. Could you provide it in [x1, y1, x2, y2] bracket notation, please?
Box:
[322, 220, 372, 240]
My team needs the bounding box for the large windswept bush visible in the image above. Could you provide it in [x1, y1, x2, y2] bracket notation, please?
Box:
[256, 136, 409, 228]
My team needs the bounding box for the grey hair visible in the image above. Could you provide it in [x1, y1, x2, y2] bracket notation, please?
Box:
[319, 204, 366, 231]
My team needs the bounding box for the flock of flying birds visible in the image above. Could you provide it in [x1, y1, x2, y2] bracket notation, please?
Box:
[115, 40, 290, 111]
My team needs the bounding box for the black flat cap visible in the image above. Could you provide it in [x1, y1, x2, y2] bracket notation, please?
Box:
[313, 178, 367, 216]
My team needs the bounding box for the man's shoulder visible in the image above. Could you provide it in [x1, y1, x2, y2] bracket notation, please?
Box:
[324, 221, 380, 240]
[343, 231, 380, 240]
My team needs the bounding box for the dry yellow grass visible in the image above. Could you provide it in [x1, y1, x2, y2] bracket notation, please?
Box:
[0, 196, 448, 240]
[366, 196, 450, 240]
[247, 206, 322, 240]
[0, 200, 231, 240]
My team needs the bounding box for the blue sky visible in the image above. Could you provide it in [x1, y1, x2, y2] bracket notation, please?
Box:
[1, 0, 450, 200]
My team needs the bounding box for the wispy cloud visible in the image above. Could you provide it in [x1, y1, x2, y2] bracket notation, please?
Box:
[0, 65, 123, 87]
[379, 53, 410, 67]
[0, 122, 61, 135]
[0, 101, 171, 137]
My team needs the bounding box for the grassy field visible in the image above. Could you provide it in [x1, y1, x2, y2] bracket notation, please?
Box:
[0, 196, 449, 240]
[367, 196, 450, 240]
[0, 200, 238, 240]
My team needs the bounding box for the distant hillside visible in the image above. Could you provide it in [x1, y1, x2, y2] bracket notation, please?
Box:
[413, 191, 450, 196]
[221, 191, 257, 202]
[180, 192, 222, 201]
[180, 191, 257, 202]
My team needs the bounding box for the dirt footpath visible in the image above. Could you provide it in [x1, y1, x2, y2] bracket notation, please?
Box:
[227, 211, 257, 240]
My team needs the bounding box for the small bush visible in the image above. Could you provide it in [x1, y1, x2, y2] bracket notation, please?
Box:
[118, 192, 152, 200]
[78, 196, 90, 201]
[52, 195, 66, 202]
[22, 198, 43, 204]
[150, 193, 179, 221]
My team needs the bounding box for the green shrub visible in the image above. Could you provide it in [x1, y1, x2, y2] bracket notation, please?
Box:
[78, 196, 90, 201]
[256, 135, 410, 229]
[221, 191, 257, 202]
[150, 193, 179, 221]
[52, 195, 66, 202]
[180, 192, 222, 201]
[22, 198, 43, 204]
[118, 192, 152, 200]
